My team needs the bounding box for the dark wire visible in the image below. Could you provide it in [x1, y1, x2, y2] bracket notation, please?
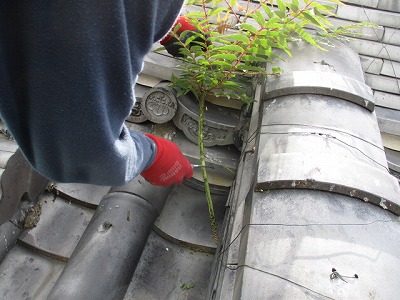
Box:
[260, 125, 390, 172]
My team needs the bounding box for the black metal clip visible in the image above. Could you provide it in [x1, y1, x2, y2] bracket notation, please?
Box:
[330, 268, 358, 283]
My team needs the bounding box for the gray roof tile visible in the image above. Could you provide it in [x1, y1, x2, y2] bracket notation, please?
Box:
[0, 3, 399, 299]
[0, 244, 64, 300]
[376, 106, 400, 135]
[154, 183, 228, 252]
[365, 72, 400, 94]
[383, 27, 400, 46]
[18, 193, 94, 261]
[342, 0, 379, 8]
[125, 231, 214, 300]
[337, 4, 400, 28]
[374, 90, 400, 110]
[381, 59, 400, 77]
[0, 152, 14, 169]
[385, 146, 400, 172]
[50, 183, 110, 209]
[360, 55, 384, 75]
[348, 38, 400, 62]
[0, 221, 20, 262]
[378, 0, 400, 13]
[0, 137, 18, 153]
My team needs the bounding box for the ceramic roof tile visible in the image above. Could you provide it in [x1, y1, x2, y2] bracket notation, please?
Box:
[0, 221, 20, 262]
[125, 231, 214, 300]
[154, 183, 228, 252]
[376, 106, 400, 135]
[49, 183, 110, 209]
[378, 0, 400, 13]
[374, 90, 400, 110]
[343, 0, 379, 8]
[336, 4, 400, 28]
[18, 193, 94, 261]
[360, 55, 384, 75]
[0, 244, 64, 300]
[348, 39, 400, 62]
[365, 72, 400, 94]
[0, 152, 14, 169]
[381, 59, 400, 77]
[0, 2, 399, 299]
[0, 136, 18, 153]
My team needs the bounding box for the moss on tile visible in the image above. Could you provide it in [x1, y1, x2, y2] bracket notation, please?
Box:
[23, 202, 42, 229]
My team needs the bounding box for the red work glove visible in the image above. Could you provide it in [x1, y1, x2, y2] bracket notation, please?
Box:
[160, 16, 205, 57]
[141, 134, 193, 186]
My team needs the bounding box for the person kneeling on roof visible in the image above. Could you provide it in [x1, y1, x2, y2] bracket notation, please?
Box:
[0, 1, 196, 186]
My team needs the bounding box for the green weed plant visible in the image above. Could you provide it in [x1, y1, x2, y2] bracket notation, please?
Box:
[161, 0, 374, 243]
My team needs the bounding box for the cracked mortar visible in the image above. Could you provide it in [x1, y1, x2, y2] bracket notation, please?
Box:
[23, 202, 42, 229]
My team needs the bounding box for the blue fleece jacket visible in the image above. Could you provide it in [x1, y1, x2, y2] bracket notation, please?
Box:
[0, 1, 184, 185]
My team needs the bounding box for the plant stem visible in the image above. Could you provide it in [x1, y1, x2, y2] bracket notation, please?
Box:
[198, 93, 220, 244]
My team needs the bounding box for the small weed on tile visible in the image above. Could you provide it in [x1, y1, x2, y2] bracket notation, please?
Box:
[180, 282, 195, 291]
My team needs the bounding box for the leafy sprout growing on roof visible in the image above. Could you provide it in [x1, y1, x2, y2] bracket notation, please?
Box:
[160, 0, 375, 243]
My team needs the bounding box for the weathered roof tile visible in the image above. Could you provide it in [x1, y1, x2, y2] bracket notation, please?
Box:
[18, 193, 94, 261]
[125, 231, 214, 300]
[0, 244, 64, 300]
[337, 4, 400, 28]
[50, 183, 110, 209]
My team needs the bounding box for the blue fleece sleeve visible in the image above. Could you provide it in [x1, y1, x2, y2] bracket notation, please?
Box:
[0, 1, 184, 185]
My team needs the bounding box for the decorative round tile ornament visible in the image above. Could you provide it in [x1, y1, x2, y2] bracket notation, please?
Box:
[141, 82, 178, 124]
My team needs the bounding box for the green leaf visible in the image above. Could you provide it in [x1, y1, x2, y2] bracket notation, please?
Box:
[275, 10, 286, 19]
[221, 81, 242, 90]
[289, 4, 299, 13]
[301, 10, 323, 27]
[177, 47, 192, 57]
[207, 35, 228, 45]
[241, 55, 268, 62]
[312, 9, 333, 25]
[213, 44, 245, 52]
[245, 45, 258, 54]
[253, 38, 268, 48]
[190, 45, 205, 56]
[173, 22, 182, 33]
[272, 66, 282, 75]
[236, 64, 266, 72]
[224, 33, 250, 44]
[266, 16, 283, 28]
[211, 60, 233, 68]
[261, 3, 274, 19]
[152, 46, 165, 53]
[293, 24, 326, 50]
[178, 30, 190, 41]
[208, 7, 228, 17]
[240, 23, 258, 34]
[277, 0, 287, 13]
[326, 0, 344, 4]
[310, 2, 336, 14]
[184, 35, 198, 47]
[181, 282, 195, 291]
[191, 40, 207, 48]
[185, 11, 206, 19]
[252, 10, 266, 27]
[211, 53, 238, 61]
[198, 58, 211, 66]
